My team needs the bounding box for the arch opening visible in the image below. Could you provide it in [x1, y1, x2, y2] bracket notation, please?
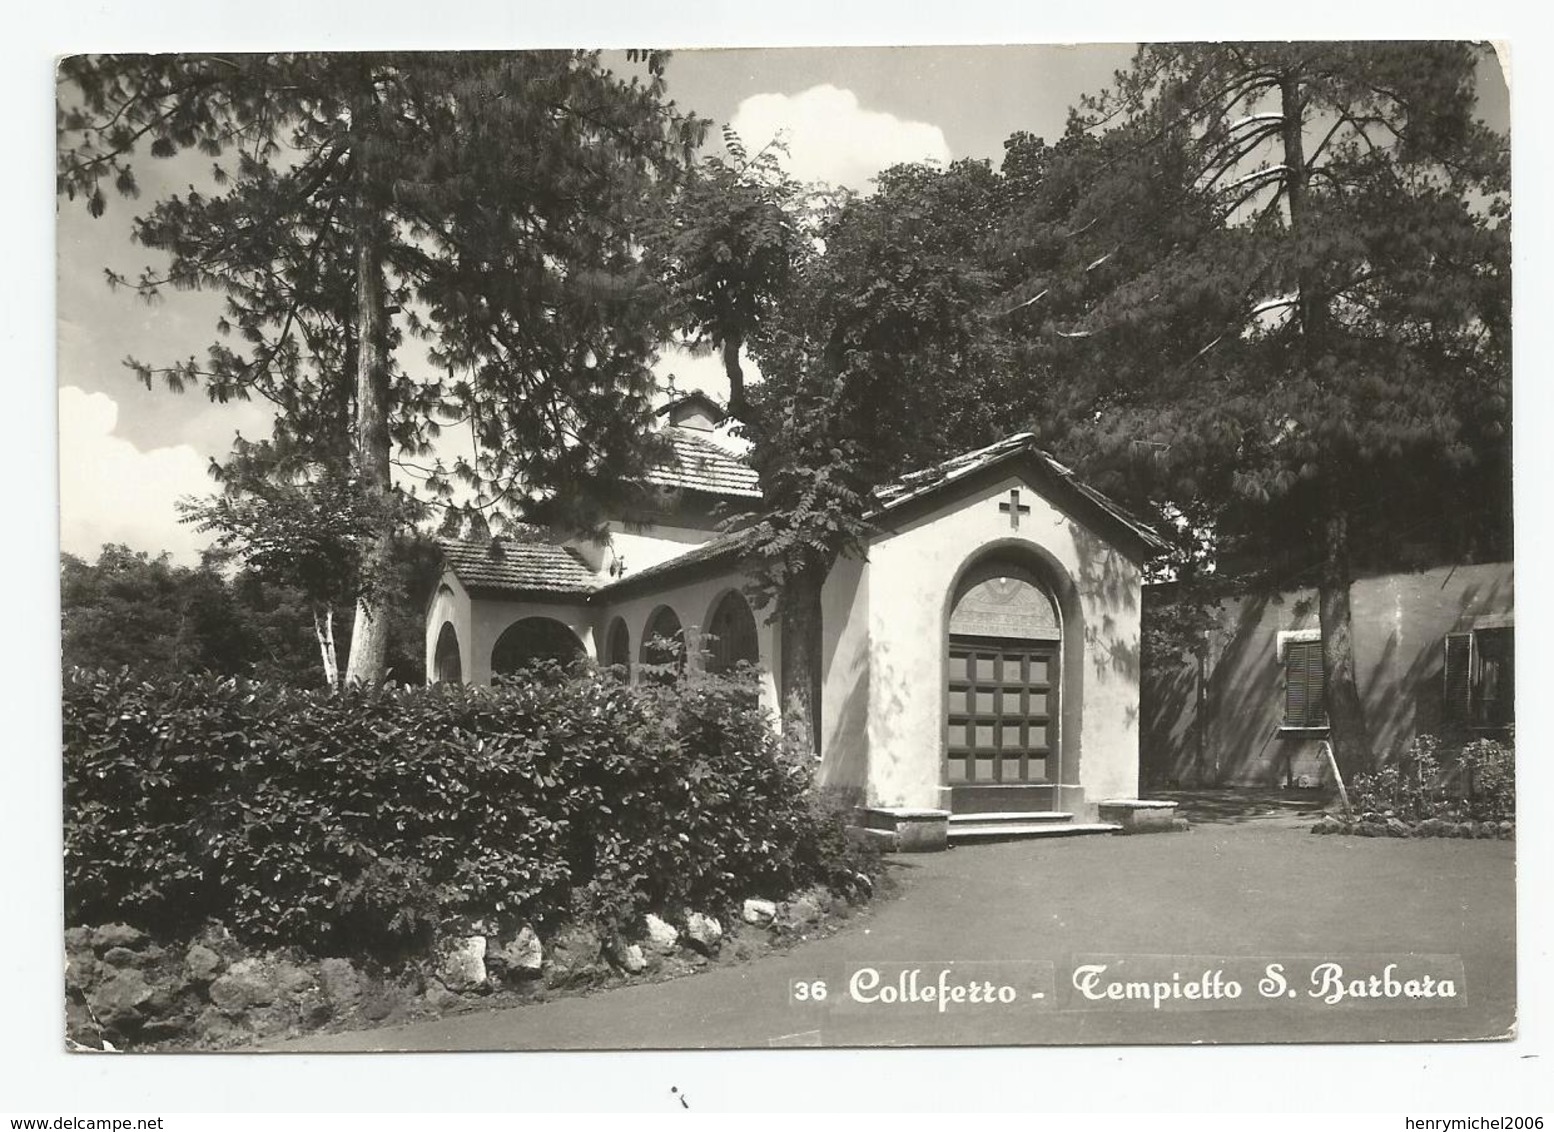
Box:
[704, 590, 760, 674]
[639, 606, 686, 684]
[433, 621, 463, 684]
[491, 616, 585, 680]
[604, 617, 631, 677]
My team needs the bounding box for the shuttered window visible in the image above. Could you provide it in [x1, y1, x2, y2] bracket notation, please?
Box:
[1443, 632, 1474, 725]
[1474, 627, 1514, 726]
[1444, 627, 1515, 728]
[1282, 638, 1328, 728]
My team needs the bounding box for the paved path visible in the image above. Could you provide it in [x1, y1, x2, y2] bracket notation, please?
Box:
[284, 820, 1514, 1051]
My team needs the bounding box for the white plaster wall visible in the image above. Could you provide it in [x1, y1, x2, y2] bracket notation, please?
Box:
[424, 571, 473, 684]
[819, 554, 871, 794]
[860, 473, 1144, 809]
[594, 571, 779, 717]
[596, 521, 721, 575]
[464, 596, 597, 686]
[424, 564, 777, 716]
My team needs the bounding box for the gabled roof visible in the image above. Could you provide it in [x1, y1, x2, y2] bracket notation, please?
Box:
[871, 433, 1169, 556]
[438, 537, 596, 597]
[439, 434, 1165, 600]
[641, 429, 763, 499]
[655, 390, 727, 426]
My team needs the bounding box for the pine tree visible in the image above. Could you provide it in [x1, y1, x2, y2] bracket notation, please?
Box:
[58, 51, 705, 681]
[1000, 43, 1510, 781]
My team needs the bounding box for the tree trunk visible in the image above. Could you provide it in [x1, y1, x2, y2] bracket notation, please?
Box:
[1279, 71, 1371, 784]
[312, 606, 340, 688]
[778, 559, 825, 758]
[721, 331, 747, 420]
[343, 111, 394, 685]
[1318, 504, 1371, 784]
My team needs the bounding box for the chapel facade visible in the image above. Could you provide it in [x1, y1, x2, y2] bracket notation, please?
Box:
[425, 393, 1170, 846]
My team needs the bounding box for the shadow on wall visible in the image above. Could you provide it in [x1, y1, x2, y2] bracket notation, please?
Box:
[821, 638, 870, 795]
[1142, 590, 1284, 787]
[1072, 524, 1141, 686]
[1141, 654, 1197, 781]
[1143, 566, 1514, 788]
[865, 632, 920, 805]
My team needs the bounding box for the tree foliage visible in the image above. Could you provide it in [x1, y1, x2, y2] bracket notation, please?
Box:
[646, 130, 808, 418]
[58, 51, 707, 680]
[61, 546, 252, 680]
[178, 440, 400, 685]
[991, 43, 1511, 779]
[61, 541, 439, 687]
[701, 160, 1016, 745]
[657, 44, 1509, 780]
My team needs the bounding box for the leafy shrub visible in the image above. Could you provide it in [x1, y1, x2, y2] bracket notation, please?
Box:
[1353, 732, 1515, 824]
[1457, 735, 1515, 822]
[63, 666, 875, 959]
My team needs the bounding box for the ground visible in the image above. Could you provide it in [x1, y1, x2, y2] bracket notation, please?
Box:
[282, 800, 1514, 1050]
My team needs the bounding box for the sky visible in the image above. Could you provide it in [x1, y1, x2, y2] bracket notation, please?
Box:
[56, 44, 1509, 565]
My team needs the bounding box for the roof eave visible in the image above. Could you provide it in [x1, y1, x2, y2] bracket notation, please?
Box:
[461, 583, 598, 602]
[871, 444, 1167, 563]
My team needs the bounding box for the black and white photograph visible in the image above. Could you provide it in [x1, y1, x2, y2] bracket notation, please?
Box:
[11, 5, 1551, 1117]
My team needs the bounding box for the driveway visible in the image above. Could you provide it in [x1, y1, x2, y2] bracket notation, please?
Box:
[282, 820, 1515, 1050]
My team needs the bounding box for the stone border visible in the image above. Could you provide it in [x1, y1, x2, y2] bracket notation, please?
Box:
[1311, 816, 1514, 840]
[66, 879, 892, 1052]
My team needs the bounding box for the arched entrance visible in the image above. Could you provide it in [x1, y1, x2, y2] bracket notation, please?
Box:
[945, 558, 1062, 789]
[638, 605, 685, 684]
[704, 590, 759, 673]
[433, 621, 462, 684]
[603, 617, 631, 676]
[490, 616, 585, 679]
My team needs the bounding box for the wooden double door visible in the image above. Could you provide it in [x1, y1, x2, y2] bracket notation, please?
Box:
[946, 636, 1059, 785]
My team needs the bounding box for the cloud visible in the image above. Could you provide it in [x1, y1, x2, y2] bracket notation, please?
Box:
[58, 386, 215, 565]
[729, 84, 952, 191]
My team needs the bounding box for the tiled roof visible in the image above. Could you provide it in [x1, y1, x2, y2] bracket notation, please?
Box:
[439, 435, 1164, 600]
[872, 434, 1035, 510]
[872, 433, 1168, 552]
[642, 430, 763, 499]
[438, 537, 597, 595]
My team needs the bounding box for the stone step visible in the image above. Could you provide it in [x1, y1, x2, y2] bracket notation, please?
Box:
[947, 822, 1121, 842]
[947, 811, 1075, 826]
[949, 784, 1058, 815]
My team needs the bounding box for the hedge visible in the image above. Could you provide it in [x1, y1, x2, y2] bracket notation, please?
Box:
[64, 666, 870, 958]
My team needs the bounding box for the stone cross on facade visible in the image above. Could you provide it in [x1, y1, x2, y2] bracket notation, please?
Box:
[999, 488, 1031, 530]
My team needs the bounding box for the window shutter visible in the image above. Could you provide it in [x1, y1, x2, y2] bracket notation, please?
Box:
[1443, 632, 1473, 724]
[1284, 639, 1327, 727]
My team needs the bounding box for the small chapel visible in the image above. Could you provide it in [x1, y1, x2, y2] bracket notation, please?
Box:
[425, 392, 1174, 848]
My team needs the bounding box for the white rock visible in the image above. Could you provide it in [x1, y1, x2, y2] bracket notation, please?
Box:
[438, 936, 487, 991]
[741, 898, 778, 925]
[618, 944, 647, 973]
[643, 913, 679, 953]
[496, 926, 543, 974]
[685, 912, 723, 950]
